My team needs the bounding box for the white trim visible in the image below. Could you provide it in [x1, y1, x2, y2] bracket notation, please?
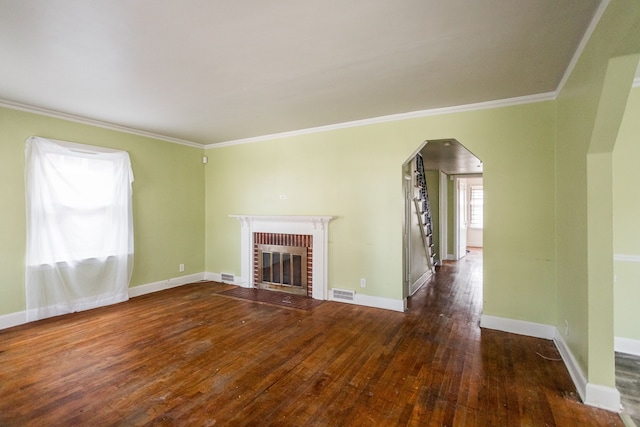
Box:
[2, 90, 557, 152]
[409, 270, 432, 296]
[0, 272, 206, 330]
[439, 171, 448, 262]
[128, 272, 205, 298]
[0, 98, 203, 148]
[555, 0, 611, 96]
[480, 314, 555, 339]
[614, 254, 640, 262]
[479, 316, 588, 400]
[329, 290, 405, 312]
[0, 0, 619, 154]
[206, 270, 405, 312]
[453, 177, 461, 260]
[585, 383, 621, 412]
[127, 279, 170, 298]
[554, 328, 621, 412]
[0, 311, 27, 331]
[620, 412, 636, 427]
[0, 0, 617, 155]
[615, 336, 640, 356]
[554, 329, 589, 403]
[204, 272, 245, 286]
[633, 77, 640, 88]
[230, 215, 334, 300]
[482, 316, 621, 412]
[207, 92, 555, 148]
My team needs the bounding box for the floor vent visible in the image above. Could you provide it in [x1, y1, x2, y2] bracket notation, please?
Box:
[332, 288, 355, 301]
[220, 273, 235, 282]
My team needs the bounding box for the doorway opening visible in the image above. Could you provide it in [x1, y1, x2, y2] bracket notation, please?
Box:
[402, 139, 483, 300]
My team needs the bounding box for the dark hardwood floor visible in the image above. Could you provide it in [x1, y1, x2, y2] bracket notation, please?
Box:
[0, 249, 623, 426]
[616, 351, 640, 426]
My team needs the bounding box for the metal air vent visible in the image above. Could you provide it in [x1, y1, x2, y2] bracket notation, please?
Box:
[332, 288, 355, 301]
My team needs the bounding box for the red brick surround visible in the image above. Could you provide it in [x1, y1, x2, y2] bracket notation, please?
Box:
[253, 233, 313, 296]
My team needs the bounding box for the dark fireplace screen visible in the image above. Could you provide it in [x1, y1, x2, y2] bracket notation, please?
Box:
[257, 244, 307, 295]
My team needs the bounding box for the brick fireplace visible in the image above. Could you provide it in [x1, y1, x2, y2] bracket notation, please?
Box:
[254, 233, 312, 296]
[230, 215, 333, 300]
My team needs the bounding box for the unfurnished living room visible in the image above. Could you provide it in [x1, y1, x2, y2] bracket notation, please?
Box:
[1, 1, 639, 426]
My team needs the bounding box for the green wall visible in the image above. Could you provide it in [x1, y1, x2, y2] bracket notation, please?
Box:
[0, 107, 205, 316]
[205, 101, 557, 320]
[0, 1, 635, 401]
[555, 0, 640, 388]
[613, 86, 640, 341]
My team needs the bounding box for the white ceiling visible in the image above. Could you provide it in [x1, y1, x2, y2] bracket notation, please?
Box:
[0, 0, 605, 146]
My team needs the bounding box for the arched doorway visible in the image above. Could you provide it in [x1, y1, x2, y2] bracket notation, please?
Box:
[402, 139, 483, 299]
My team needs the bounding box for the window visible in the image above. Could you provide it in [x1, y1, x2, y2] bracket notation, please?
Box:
[29, 149, 129, 264]
[469, 185, 483, 228]
[25, 136, 134, 320]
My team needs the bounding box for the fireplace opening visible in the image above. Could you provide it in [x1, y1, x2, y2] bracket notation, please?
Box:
[258, 244, 307, 295]
[253, 233, 313, 297]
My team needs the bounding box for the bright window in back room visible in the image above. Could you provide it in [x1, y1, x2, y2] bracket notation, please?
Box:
[469, 184, 483, 228]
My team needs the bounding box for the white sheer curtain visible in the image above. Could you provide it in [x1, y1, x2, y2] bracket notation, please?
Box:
[25, 136, 134, 321]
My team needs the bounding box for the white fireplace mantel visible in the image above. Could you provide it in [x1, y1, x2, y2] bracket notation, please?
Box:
[230, 215, 334, 300]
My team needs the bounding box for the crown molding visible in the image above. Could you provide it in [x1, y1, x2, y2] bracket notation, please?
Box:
[206, 0, 623, 150]
[0, 98, 204, 149]
[207, 91, 556, 149]
[1, 0, 625, 154]
[555, 0, 611, 97]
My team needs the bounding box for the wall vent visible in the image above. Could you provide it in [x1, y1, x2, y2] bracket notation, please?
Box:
[332, 288, 355, 301]
[220, 273, 235, 282]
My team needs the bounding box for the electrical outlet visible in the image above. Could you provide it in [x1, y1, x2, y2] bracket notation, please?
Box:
[565, 320, 569, 337]
[179, 263, 185, 273]
[360, 278, 366, 288]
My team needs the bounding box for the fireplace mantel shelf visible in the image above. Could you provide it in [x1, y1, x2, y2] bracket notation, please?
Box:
[230, 214, 334, 223]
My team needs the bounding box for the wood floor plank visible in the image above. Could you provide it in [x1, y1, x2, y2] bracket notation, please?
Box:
[0, 253, 625, 426]
[616, 351, 640, 425]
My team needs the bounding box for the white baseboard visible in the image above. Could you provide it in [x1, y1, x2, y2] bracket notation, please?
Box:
[585, 383, 621, 412]
[128, 272, 205, 298]
[0, 311, 27, 330]
[615, 336, 640, 356]
[553, 327, 620, 412]
[0, 273, 207, 330]
[553, 329, 589, 403]
[204, 272, 247, 287]
[409, 270, 432, 296]
[207, 274, 405, 312]
[328, 291, 405, 312]
[482, 314, 621, 412]
[480, 314, 555, 339]
[355, 293, 405, 312]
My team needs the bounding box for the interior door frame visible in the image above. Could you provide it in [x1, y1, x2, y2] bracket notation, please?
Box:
[402, 160, 413, 298]
[439, 171, 448, 262]
[454, 176, 468, 260]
